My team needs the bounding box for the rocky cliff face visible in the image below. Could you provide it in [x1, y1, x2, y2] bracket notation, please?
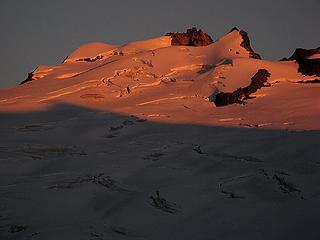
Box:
[230, 27, 261, 59]
[165, 27, 214, 46]
[297, 58, 320, 77]
[283, 47, 320, 77]
[287, 47, 320, 60]
[212, 69, 271, 106]
[20, 67, 38, 85]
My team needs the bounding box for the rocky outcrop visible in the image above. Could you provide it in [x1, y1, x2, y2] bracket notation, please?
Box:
[165, 27, 214, 46]
[283, 47, 320, 77]
[62, 55, 69, 63]
[212, 69, 271, 107]
[230, 27, 261, 59]
[76, 55, 103, 62]
[20, 67, 38, 85]
[296, 58, 320, 76]
[286, 47, 320, 60]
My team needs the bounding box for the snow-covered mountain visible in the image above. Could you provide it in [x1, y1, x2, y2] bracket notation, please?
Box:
[1, 28, 320, 240]
[1, 27, 319, 129]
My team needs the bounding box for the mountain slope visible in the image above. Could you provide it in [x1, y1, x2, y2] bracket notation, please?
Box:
[0, 28, 319, 129]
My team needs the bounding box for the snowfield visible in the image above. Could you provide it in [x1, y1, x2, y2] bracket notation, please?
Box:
[0, 28, 320, 240]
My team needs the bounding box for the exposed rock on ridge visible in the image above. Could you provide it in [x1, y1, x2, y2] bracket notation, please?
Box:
[20, 67, 38, 85]
[76, 55, 103, 62]
[230, 27, 261, 59]
[212, 69, 271, 106]
[287, 47, 320, 60]
[165, 27, 214, 46]
[283, 47, 320, 77]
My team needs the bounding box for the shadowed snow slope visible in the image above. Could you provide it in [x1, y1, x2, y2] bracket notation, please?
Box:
[0, 104, 320, 240]
[0, 28, 319, 131]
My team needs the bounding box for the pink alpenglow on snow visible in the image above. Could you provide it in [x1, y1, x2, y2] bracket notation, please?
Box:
[1, 27, 319, 129]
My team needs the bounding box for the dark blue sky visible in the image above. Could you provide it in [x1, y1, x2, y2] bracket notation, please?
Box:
[0, 0, 319, 88]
